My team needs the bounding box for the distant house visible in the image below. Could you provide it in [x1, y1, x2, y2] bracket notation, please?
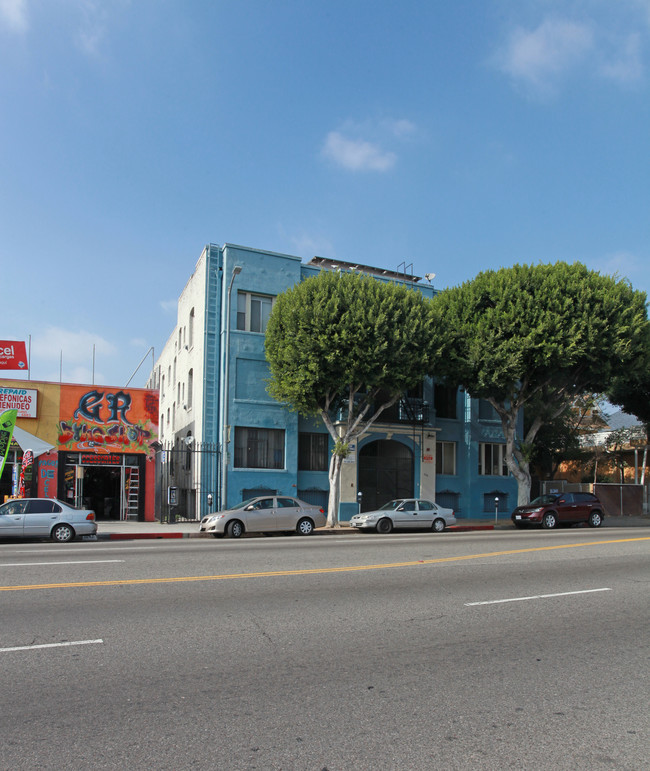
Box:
[560, 406, 648, 484]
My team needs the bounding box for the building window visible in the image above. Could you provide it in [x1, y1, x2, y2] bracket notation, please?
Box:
[298, 433, 329, 471]
[234, 427, 285, 469]
[436, 490, 460, 512]
[436, 441, 456, 475]
[479, 443, 509, 476]
[187, 369, 193, 409]
[237, 292, 274, 333]
[189, 308, 195, 349]
[161, 375, 165, 398]
[434, 384, 457, 419]
[478, 399, 499, 421]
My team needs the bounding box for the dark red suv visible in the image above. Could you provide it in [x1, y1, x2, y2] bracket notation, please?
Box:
[511, 492, 604, 529]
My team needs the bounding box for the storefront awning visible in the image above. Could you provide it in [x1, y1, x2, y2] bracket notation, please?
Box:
[11, 425, 55, 458]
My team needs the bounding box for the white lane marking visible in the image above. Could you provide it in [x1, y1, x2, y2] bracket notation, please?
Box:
[0, 639, 104, 653]
[465, 587, 612, 606]
[0, 560, 125, 567]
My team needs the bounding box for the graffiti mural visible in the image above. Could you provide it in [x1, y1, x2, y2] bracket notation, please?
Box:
[58, 386, 159, 456]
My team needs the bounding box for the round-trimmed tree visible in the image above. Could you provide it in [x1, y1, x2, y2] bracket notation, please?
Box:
[265, 269, 434, 526]
[429, 262, 649, 504]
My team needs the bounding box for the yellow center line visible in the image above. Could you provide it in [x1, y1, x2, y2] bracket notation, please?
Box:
[1, 536, 648, 592]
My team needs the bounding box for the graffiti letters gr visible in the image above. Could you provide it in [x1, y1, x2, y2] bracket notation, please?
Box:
[106, 391, 133, 424]
[74, 390, 104, 423]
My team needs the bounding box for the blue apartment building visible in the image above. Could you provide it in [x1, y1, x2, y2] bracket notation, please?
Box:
[148, 243, 519, 522]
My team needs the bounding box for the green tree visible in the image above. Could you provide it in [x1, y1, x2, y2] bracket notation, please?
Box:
[608, 355, 650, 484]
[429, 262, 649, 505]
[525, 393, 599, 480]
[265, 269, 434, 526]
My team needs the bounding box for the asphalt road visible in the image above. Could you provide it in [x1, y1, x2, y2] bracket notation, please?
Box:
[1, 529, 648, 770]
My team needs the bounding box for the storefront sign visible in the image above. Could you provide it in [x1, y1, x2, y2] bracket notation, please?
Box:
[0, 387, 37, 418]
[37, 454, 58, 498]
[342, 442, 357, 464]
[58, 386, 159, 457]
[80, 453, 122, 466]
[0, 341, 28, 371]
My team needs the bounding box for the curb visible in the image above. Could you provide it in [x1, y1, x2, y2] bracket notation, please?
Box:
[98, 532, 187, 541]
[97, 522, 499, 540]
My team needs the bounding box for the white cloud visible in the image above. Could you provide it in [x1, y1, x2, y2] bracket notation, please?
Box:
[31, 326, 116, 363]
[589, 251, 649, 296]
[599, 33, 644, 84]
[160, 299, 178, 314]
[494, 18, 594, 96]
[322, 131, 397, 172]
[288, 233, 336, 259]
[75, 0, 111, 57]
[0, 0, 28, 32]
[386, 118, 417, 138]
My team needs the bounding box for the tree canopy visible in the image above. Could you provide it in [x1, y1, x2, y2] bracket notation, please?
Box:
[265, 269, 434, 525]
[608, 353, 650, 434]
[429, 262, 649, 504]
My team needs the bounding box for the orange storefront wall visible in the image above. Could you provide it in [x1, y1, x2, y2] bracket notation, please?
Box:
[1, 379, 159, 520]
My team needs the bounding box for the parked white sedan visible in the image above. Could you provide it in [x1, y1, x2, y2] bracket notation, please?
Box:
[200, 495, 326, 538]
[0, 498, 97, 542]
[349, 498, 456, 534]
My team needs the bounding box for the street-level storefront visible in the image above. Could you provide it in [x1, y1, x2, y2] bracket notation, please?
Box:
[1, 379, 159, 521]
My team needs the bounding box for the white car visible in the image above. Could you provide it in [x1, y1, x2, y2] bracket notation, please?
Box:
[349, 498, 456, 534]
[0, 498, 97, 542]
[200, 495, 326, 538]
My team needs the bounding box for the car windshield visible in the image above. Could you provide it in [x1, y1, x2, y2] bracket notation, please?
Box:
[379, 500, 406, 511]
[529, 495, 559, 505]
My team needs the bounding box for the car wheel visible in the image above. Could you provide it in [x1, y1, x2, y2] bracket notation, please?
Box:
[375, 518, 393, 534]
[432, 518, 446, 533]
[296, 517, 314, 535]
[541, 512, 557, 529]
[227, 520, 244, 538]
[588, 511, 603, 527]
[51, 524, 75, 543]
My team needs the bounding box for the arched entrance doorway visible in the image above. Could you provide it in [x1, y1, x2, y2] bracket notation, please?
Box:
[358, 440, 414, 512]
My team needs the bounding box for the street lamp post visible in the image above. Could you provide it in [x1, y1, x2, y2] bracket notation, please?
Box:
[221, 265, 242, 510]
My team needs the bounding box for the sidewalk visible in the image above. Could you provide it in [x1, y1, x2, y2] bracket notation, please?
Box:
[95, 515, 650, 540]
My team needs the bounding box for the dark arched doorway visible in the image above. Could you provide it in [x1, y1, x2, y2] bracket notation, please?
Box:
[358, 440, 414, 512]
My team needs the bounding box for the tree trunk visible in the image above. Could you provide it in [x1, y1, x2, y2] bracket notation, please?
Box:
[495, 401, 532, 506]
[511, 458, 532, 506]
[326, 451, 344, 528]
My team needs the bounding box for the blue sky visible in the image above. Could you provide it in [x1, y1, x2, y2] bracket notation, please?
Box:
[2, 0, 649, 387]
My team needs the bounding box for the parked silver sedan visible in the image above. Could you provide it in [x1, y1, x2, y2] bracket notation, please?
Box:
[349, 498, 456, 534]
[200, 495, 326, 538]
[0, 498, 97, 542]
